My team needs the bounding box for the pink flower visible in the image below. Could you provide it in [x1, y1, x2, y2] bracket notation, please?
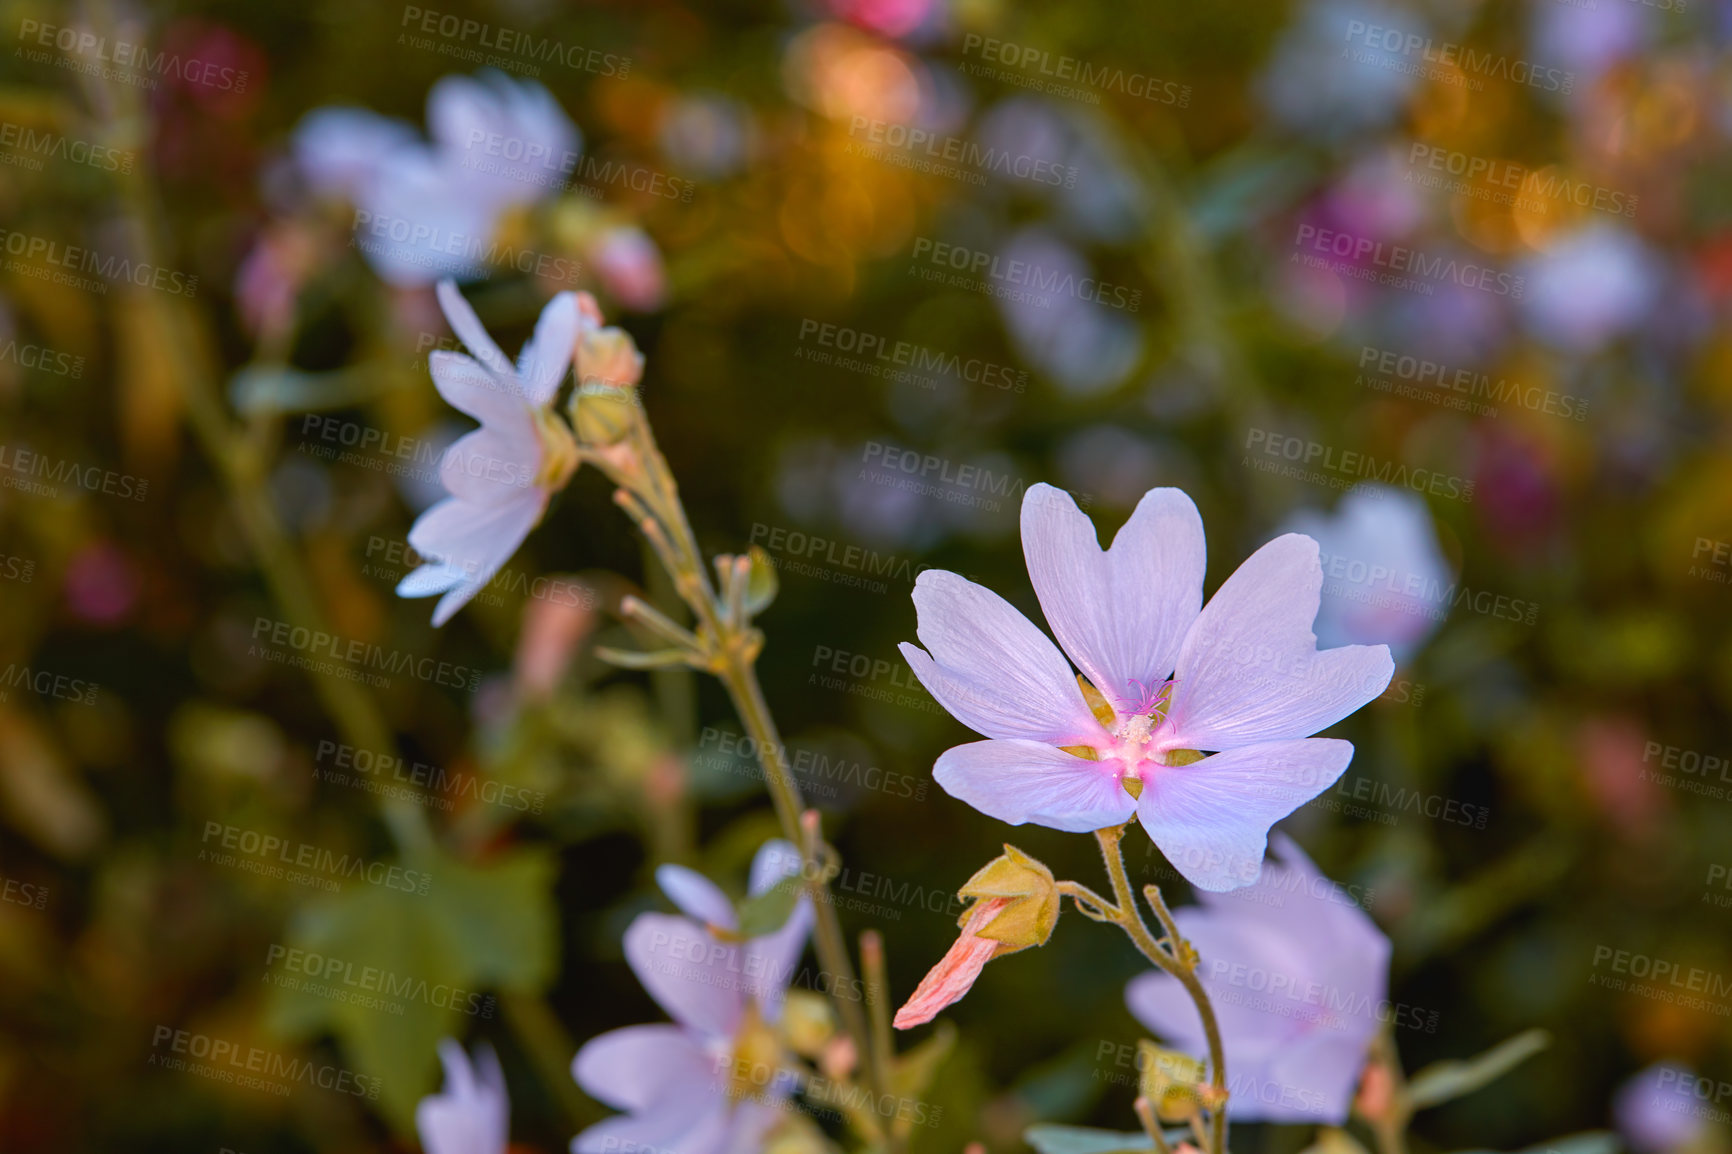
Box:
[892, 897, 1010, 1029]
[1126, 835, 1391, 1124]
[900, 484, 1392, 891]
[572, 842, 813, 1154]
[416, 1040, 509, 1154]
[397, 280, 586, 625]
[589, 226, 667, 312]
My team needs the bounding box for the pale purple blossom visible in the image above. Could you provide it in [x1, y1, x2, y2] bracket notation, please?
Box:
[416, 1040, 509, 1154]
[900, 484, 1392, 891]
[1126, 834, 1391, 1123]
[571, 841, 813, 1154]
[396, 279, 589, 625]
[1282, 486, 1452, 660]
[294, 72, 579, 287]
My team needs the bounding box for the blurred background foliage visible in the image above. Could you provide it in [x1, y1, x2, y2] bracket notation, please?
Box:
[0, 0, 1730, 1149]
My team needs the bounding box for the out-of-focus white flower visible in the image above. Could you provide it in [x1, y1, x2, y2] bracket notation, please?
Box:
[1127, 835, 1391, 1123]
[995, 228, 1142, 397]
[1257, 1, 1419, 137]
[294, 71, 580, 287]
[416, 1040, 509, 1154]
[1521, 226, 1661, 353]
[1282, 485, 1452, 660]
[397, 280, 584, 625]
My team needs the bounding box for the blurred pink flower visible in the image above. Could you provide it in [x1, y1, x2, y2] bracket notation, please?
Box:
[589, 226, 667, 312]
[901, 484, 1392, 891]
[65, 543, 138, 626]
[513, 590, 596, 700]
[572, 841, 813, 1154]
[416, 1040, 509, 1154]
[397, 280, 584, 625]
[1127, 834, 1390, 1123]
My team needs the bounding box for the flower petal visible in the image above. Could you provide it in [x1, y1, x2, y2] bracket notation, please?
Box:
[437, 280, 515, 378]
[1167, 534, 1393, 750]
[396, 562, 466, 599]
[1136, 738, 1354, 892]
[570, 1087, 730, 1154]
[1253, 1026, 1373, 1124]
[1022, 484, 1204, 711]
[655, 864, 738, 932]
[931, 739, 1136, 834]
[893, 897, 1009, 1029]
[430, 351, 520, 427]
[440, 425, 541, 505]
[623, 913, 743, 1038]
[901, 569, 1102, 744]
[571, 1024, 716, 1115]
[417, 1041, 508, 1154]
[517, 292, 580, 407]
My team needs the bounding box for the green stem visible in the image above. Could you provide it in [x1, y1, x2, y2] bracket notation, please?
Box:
[502, 992, 604, 1132]
[1092, 827, 1228, 1154]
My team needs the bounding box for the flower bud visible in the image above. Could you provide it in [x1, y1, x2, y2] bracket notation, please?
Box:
[1138, 1041, 1209, 1122]
[958, 844, 1059, 956]
[576, 327, 644, 391]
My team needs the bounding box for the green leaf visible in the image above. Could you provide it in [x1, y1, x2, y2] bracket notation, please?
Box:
[1023, 1124, 1184, 1154]
[1450, 1130, 1619, 1154]
[1407, 1028, 1550, 1110]
[734, 874, 803, 938]
[261, 846, 557, 1132]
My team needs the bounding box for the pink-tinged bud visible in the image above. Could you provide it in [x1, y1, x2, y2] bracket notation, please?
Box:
[576, 327, 645, 391]
[591, 226, 666, 312]
[892, 897, 1010, 1029]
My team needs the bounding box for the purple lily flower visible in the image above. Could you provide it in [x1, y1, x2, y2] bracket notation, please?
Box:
[1126, 834, 1391, 1123]
[572, 841, 814, 1154]
[900, 484, 1393, 891]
